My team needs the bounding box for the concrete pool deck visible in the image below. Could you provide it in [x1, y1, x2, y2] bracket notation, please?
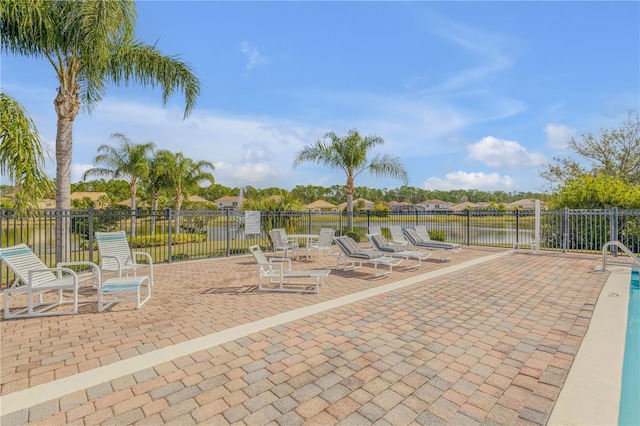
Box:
[0, 246, 628, 425]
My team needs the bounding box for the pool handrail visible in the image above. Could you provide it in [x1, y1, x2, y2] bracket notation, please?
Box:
[602, 241, 640, 270]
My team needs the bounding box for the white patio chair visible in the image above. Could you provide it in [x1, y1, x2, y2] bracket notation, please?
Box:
[1, 244, 101, 319]
[333, 235, 402, 277]
[269, 228, 299, 259]
[307, 228, 335, 260]
[367, 233, 432, 269]
[249, 245, 330, 294]
[95, 231, 154, 286]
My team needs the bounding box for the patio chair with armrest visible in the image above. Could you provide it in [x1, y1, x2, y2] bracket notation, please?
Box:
[269, 229, 299, 259]
[1, 244, 101, 319]
[402, 227, 461, 261]
[249, 245, 330, 294]
[307, 228, 335, 260]
[333, 235, 403, 277]
[95, 231, 154, 286]
[367, 233, 432, 269]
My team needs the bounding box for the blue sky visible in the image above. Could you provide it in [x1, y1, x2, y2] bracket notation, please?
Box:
[2, 1, 639, 193]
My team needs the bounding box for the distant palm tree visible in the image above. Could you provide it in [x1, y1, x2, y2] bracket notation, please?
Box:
[162, 152, 215, 234]
[144, 149, 174, 235]
[1, 0, 200, 260]
[0, 93, 54, 214]
[293, 129, 408, 230]
[82, 133, 156, 236]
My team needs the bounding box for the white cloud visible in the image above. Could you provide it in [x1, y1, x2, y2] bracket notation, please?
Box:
[213, 161, 280, 186]
[467, 136, 546, 169]
[545, 124, 576, 149]
[422, 171, 516, 191]
[71, 163, 93, 183]
[240, 41, 269, 70]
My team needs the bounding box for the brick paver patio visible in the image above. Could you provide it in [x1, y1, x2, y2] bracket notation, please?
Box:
[0, 246, 609, 425]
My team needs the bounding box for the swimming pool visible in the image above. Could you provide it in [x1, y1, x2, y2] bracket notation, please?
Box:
[619, 265, 639, 425]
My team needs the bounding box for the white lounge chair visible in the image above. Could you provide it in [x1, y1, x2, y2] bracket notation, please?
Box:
[388, 225, 410, 248]
[367, 233, 432, 269]
[95, 231, 154, 286]
[333, 235, 402, 277]
[249, 245, 330, 294]
[402, 227, 461, 261]
[1, 244, 101, 319]
[269, 229, 299, 259]
[307, 228, 335, 260]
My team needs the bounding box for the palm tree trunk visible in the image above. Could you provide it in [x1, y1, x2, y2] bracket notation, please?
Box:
[346, 172, 354, 231]
[174, 196, 183, 235]
[151, 194, 159, 235]
[54, 117, 74, 262]
[130, 183, 137, 237]
[54, 85, 80, 262]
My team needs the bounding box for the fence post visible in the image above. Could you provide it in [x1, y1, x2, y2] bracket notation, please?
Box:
[610, 207, 618, 256]
[309, 210, 313, 234]
[166, 208, 173, 263]
[534, 200, 541, 253]
[466, 210, 471, 246]
[515, 209, 520, 246]
[226, 209, 231, 257]
[339, 211, 343, 235]
[88, 207, 94, 263]
[563, 207, 569, 253]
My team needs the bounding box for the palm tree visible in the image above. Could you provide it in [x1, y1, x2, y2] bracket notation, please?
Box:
[293, 129, 409, 230]
[144, 149, 174, 235]
[0, 92, 54, 214]
[1, 0, 200, 260]
[82, 133, 156, 236]
[162, 152, 215, 234]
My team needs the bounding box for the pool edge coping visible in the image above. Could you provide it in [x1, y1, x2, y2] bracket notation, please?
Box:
[548, 266, 631, 425]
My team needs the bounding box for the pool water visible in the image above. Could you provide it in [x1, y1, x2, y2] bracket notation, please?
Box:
[619, 265, 640, 425]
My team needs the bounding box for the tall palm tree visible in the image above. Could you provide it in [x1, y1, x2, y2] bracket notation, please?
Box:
[144, 149, 174, 235]
[0, 92, 54, 214]
[163, 152, 215, 234]
[1, 0, 200, 260]
[293, 129, 409, 230]
[82, 133, 156, 236]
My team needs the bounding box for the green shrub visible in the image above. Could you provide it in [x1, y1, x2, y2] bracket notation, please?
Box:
[428, 230, 446, 242]
[344, 230, 361, 242]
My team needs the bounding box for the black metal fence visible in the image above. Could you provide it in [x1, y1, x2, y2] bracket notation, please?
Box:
[2, 207, 639, 286]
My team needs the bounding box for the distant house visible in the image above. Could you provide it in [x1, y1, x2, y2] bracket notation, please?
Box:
[506, 198, 540, 210]
[337, 198, 375, 211]
[451, 201, 482, 211]
[304, 200, 338, 212]
[70, 191, 108, 202]
[187, 195, 210, 203]
[70, 191, 110, 208]
[118, 198, 149, 208]
[388, 201, 413, 213]
[416, 199, 452, 211]
[37, 199, 56, 209]
[215, 196, 241, 211]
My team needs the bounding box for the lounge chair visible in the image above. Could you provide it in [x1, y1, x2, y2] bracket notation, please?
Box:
[269, 229, 299, 259]
[95, 231, 154, 286]
[388, 226, 411, 248]
[249, 245, 330, 293]
[414, 226, 462, 252]
[367, 233, 432, 269]
[1, 244, 101, 319]
[402, 227, 461, 261]
[307, 228, 335, 260]
[333, 235, 403, 277]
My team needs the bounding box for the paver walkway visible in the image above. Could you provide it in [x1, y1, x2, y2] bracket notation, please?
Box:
[0, 247, 609, 425]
